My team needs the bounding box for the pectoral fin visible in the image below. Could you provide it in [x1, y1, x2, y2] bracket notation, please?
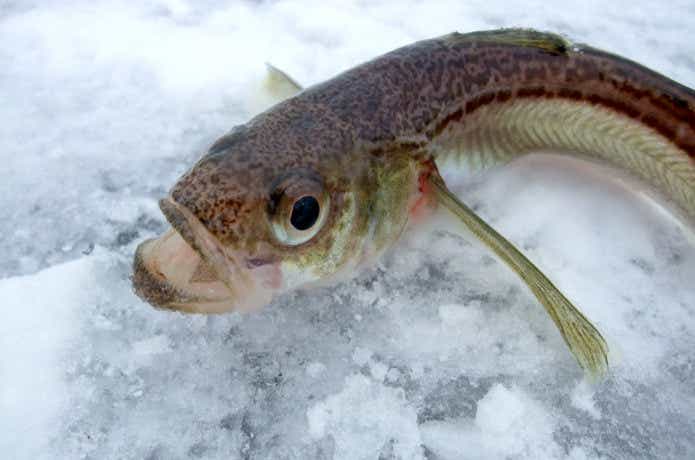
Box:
[428, 173, 609, 378]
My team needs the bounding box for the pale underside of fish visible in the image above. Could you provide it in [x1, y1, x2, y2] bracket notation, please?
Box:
[132, 29, 695, 378]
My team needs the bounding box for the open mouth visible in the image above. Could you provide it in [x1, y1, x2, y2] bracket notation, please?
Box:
[132, 197, 266, 313]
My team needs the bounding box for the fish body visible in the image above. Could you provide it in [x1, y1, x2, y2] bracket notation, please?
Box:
[132, 29, 695, 375]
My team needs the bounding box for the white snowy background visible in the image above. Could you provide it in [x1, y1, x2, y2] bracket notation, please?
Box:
[2, 1, 695, 459]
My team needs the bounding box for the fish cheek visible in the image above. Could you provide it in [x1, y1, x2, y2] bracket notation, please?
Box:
[281, 190, 352, 277]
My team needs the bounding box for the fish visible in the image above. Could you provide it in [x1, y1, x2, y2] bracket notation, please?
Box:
[132, 29, 695, 377]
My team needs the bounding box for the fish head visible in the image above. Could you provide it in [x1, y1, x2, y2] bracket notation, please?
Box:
[132, 121, 423, 314]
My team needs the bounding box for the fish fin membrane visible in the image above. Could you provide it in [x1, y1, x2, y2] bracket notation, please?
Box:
[429, 173, 609, 378]
[446, 28, 572, 56]
[263, 63, 303, 101]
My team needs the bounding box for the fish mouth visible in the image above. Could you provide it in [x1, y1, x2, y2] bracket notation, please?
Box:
[132, 197, 277, 313]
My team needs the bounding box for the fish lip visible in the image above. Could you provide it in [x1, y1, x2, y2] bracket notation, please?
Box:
[132, 197, 279, 313]
[158, 196, 243, 293]
[132, 229, 240, 313]
[131, 236, 198, 310]
[158, 198, 202, 259]
[131, 197, 238, 312]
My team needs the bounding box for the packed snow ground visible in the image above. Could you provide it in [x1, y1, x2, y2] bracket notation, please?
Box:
[2, 1, 695, 459]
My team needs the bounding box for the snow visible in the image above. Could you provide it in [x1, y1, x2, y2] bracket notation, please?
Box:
[570, 380, 602, 420]
[420, 384, 561, 459]
[475, 384, 528, 434]
[0, 253, 94, 460]
[307, 374, 423, 460]
[1, 1, 694, 459]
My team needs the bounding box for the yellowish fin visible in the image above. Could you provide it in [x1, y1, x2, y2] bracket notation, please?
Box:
[446, 29, 572, 56]
[245, 63, 304, 114]
[428, 173, 609, 378]
[263, 63, 303, 101]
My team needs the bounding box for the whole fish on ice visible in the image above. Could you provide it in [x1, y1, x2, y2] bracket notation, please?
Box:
[132, 29, 695, 377]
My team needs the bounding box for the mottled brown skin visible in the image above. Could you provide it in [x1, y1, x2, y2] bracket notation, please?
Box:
[173, 30, 694, 244]
[132, 243, 183, 306]
[133, 29, 695, 311]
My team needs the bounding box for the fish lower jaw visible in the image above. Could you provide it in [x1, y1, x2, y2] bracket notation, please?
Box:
[132, 232, 237, 313]
[132, 226, 280, 314]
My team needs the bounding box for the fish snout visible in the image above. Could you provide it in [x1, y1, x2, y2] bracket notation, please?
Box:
[131, 198, 278, 313]
[131, 230, 237, 313]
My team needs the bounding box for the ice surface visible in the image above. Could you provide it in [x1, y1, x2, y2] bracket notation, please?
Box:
[307, 374, 422, 460]
[2, 1, 695, 459]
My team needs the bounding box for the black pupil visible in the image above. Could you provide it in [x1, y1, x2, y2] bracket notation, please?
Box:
[290, 196, 320, 231]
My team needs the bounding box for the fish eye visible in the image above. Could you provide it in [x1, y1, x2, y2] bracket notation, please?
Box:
[268, 172, 329, 246]
[290, 196, 320, 230]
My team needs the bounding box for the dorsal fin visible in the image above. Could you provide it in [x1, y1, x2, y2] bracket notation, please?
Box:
[263, 63, 303, 101]
[446, 28, 572, 56]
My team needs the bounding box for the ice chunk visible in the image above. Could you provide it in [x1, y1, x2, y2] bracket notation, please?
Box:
[474, 383, 527, 433]
[307, 374, 423, 460]
[0, 253, 104, 459]
[421, 384, 562, 459]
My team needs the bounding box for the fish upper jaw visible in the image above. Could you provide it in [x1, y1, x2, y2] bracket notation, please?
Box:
[131, 197, 278, 313]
